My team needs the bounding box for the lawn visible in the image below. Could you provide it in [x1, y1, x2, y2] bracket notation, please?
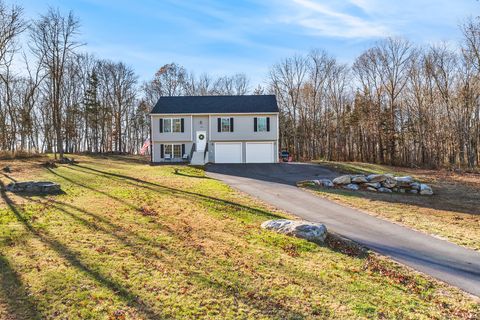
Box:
[306, 161, 480, 251]
[0, 155, 478, 319]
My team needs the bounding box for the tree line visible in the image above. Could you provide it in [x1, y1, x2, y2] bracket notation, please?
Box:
[271, 22, 480, 169]
[0, 1, 479, 168]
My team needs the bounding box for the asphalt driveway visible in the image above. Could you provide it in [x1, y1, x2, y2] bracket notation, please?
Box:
[206, 163, 480, 296]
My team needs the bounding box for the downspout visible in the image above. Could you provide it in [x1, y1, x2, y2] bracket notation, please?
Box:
[150, 114, 153, 164]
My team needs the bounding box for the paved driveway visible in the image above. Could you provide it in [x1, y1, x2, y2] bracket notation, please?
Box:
[206, 163, 480, 296]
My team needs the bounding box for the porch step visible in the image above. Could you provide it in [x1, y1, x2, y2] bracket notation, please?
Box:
[190, 151, 206, 165]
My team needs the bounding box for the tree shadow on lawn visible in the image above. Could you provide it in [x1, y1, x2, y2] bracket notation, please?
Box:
[0, 181, 169, 320]
[0, 254, 42, 320]
[64, 164, 284, 221]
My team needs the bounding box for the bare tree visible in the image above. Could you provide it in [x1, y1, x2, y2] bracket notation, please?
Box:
[29, 8, 81, 159]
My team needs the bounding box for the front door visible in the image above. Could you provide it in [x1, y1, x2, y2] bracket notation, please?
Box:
[196, 131, 207, 151]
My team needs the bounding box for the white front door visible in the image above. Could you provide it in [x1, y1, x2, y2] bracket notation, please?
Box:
[196, 131, 207, 151]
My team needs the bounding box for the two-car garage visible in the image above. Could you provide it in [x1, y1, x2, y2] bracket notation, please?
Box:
[214, 142, 275, 163]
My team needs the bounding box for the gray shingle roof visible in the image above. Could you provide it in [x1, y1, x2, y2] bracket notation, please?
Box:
[150, 95, 279, 114]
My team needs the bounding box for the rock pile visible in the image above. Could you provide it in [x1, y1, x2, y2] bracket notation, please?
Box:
[6, 181, 61, 194]
[310, 174, 433, 195]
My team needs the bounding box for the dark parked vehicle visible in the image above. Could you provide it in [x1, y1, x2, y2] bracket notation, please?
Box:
[280, 150, 291, 162]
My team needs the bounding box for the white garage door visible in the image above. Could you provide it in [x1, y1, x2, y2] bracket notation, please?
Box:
[215, 143, 242, 163]
[246, 142, 274, 163]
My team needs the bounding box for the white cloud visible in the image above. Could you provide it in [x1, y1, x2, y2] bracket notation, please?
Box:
[283, 0, 391, 38]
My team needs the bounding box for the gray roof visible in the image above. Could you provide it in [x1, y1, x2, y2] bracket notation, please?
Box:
[150, 95, 279, 114]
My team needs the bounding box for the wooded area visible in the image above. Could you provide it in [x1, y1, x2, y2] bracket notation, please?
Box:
[0, 1, 479, 168]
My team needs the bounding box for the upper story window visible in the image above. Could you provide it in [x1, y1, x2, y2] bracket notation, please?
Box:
[160, 118, 184, 133]
[254, 117, 270, 132]
[218, 117, 234, 132]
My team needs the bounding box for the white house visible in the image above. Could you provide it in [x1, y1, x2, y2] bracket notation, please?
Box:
[150, 95, 279, 164]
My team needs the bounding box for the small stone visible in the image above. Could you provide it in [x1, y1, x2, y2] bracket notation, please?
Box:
[382, 177, 397, 188]
[399, 188, 406, 193]
[410, 182, 420, 190]
[261, 219, 328, 244]
[364, 182, 381, 189]
[343, 183, 360, 191]
[316, 179, 334, 188]
[333, 175, 351, 185]
[366, 187, 378, 192]
[351, 175, 368, 183]
[419, 184, 433, 195]
[378, 187, 393, 193]
[367, 174, 388, 183]
[409, 189, 418, 194]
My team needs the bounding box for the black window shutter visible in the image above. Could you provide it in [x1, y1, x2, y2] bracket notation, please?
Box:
[266, 117, 270, 132]
[230, 118, 234, 132]
[254, 117, 258, 132]
[159, 119, 163, 133]
[181, 118, 184, 132]
[217, 118, 221, 132]
[182, 144, 185, 156]
[160, 144, 164, 158]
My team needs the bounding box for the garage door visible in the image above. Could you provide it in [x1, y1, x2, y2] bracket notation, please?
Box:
[246, 142, 274, 163]
[215, 143, 242, 163]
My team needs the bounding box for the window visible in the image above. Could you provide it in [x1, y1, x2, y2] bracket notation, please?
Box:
[172, 118, 182, 132]
[173, 145, 182, 158]
[163, 144, 182, 159]
[163, 118, 172, 133]
[221, 118, 231, 132]
[162, 118, 183, 133]
[257, 117, 267, 132]
[164, 144, 172, 158]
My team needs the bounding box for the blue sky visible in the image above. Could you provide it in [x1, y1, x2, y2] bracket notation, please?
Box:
[17, 0, 479, 86]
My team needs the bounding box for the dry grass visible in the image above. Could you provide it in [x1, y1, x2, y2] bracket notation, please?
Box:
[0, 155, 478, 319]
[308, 161, 480, 251]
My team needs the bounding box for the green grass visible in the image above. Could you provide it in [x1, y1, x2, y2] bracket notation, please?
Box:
[307, 161, 480, 251]
[0, 155, 479, 319]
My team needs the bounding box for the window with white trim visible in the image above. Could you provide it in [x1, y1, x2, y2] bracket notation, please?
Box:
[164, 144, 182, 159]
[162, 118, 182, 133]
[221, 118, 231, 132]
[257, 117, 267, 132]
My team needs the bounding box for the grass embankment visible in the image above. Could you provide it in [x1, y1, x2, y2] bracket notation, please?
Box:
[307, 161, 480, 251]
[0, 155, 478, 319]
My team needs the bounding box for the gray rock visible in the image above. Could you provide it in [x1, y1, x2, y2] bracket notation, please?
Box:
[382, 177, 397, 188]
[366, 187, 378, 192]
[314, 179, 334, 188]
[364, 182, 381, 189]
[399, 188, 406, 193]
[377, 187, 393, 193]
[410, 182, 420, 190]
[395, 176, 414, 187]
[409, 189, 418, 194]
[351, 175, 368, 183]
[367, 174, 388, 183]
[419, 184, 433, 195]
[343, 183, 360, 191]
[261, 219, 327, 243]
[333, 175, 351, 185]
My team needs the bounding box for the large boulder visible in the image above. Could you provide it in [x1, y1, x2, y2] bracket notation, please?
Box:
[333, 175, 351, 185]
[6, 181, 61, 194]
[366, 174, 388, 183]
[261, 219, 327, 244]
[343, 183, 360, 191]
[351, 175, 368, 183]
[419, 184, 433, 195]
